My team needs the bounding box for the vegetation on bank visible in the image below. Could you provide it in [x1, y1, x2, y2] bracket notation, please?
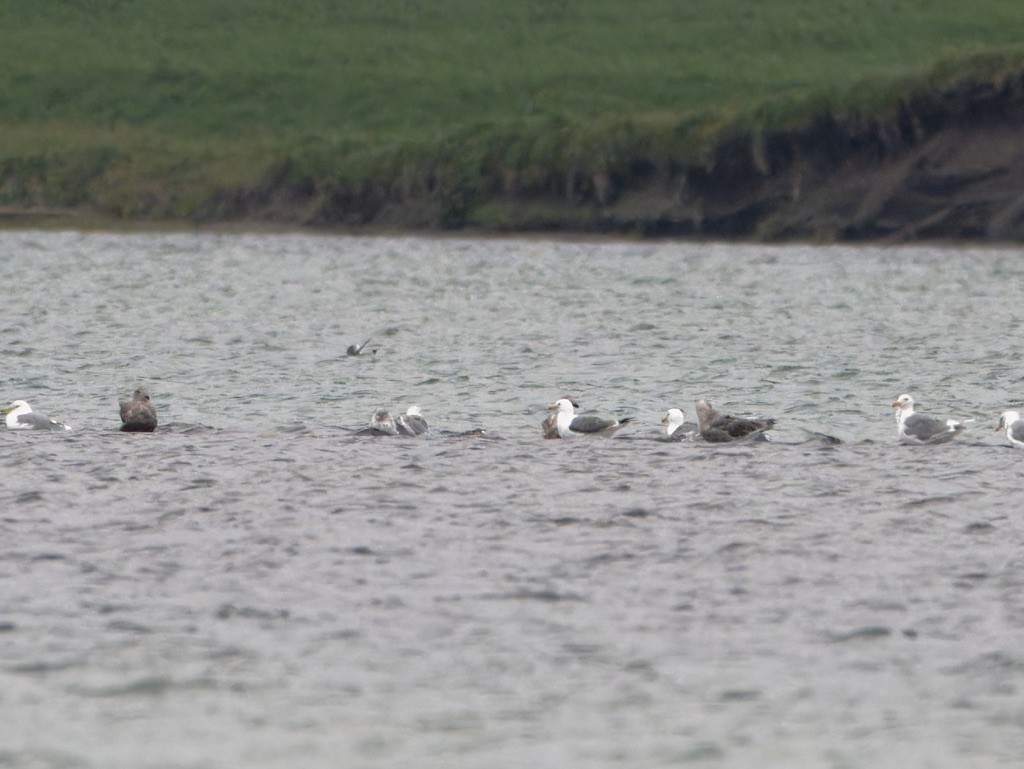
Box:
[1, 0, 1023, 228]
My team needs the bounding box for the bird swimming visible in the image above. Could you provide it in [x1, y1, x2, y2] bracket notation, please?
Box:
[891, 394, 966, 445]
[995, 410, 1024, 449]
[694, 399, 774, 443]
[547, 398, 632, 438]
[395, 404, 428, 436]
[660, 408, 697, 439]
[119, 387, 157, 432]
[346, 338, 376, 356]
[1, 400, 71, 431]
[542, 396, 579, 438]
[358, 405, 427, 437]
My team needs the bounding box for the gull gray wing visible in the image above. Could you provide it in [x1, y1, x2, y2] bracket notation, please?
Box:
[904, 413, 958, 443]
[17, 412, 67, 430]
[396, 413, 428, 436]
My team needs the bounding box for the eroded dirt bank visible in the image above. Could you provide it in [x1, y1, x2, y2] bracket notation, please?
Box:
[9, 71, 1024, 243]
[294, 70, 1024, 242]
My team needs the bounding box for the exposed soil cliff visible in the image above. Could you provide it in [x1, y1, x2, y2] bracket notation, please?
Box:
[8, 70, 1024, 243]
[291, 69, 1024, 242]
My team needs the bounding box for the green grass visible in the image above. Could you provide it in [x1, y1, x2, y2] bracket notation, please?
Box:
[1, 0, 1023, 220]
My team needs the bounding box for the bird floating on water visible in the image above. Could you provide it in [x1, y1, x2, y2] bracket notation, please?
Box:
[1, 400, 71, 431]
[358, 405, 428, 437]
[660, 408, 698, 439]
[694, 399, 774, 443]
[891, 394, 966, 445]
[395, 404, 428, 436]
[346, 338, 376, 356]
[542, 396, 579, 438]
[995, 410, 1024, 449]
[547, 398, 632, 438]
[119, 387, 158, 432]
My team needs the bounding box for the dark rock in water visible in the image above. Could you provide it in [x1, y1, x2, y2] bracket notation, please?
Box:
[119, 387, 158, 432]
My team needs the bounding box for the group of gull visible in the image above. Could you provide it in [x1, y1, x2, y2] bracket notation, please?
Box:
[4, 389, 1024, 449]
[545, 393, 1024, 448]
[2, 388, 157, 433]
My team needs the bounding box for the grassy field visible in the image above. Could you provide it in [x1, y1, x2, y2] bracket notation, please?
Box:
[1, 0, 1023, 221]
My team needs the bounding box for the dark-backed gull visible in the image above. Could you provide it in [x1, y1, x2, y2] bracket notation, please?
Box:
[891, 394, 966, 445]
[395, 405, 428, 436]
[661, 408, 698, 439]
[2, 400, 71, 431]
[996, 410, 1024, 449]
[119, 387, 157, 432]
[547, 398, 632, 438]
[694, 399, 774, 443]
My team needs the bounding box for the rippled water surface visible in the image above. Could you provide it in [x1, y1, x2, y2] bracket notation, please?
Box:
[2, 231, 1023, 768]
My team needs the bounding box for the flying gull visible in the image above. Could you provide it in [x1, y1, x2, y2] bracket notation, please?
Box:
[891, 393, 966, 445]
[660, 408, 698, 440]
[2, 400, 71, 431]
[542, 395, 579, 438]
[547, 398, 632, 438]
[996, 410, 1024, 449]
[694, 399, 774, 443]
[119, 387, 158, 432]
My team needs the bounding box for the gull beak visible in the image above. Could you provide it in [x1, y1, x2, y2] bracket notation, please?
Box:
[891, 400, 900, 408]
[547, 403, 557, 411]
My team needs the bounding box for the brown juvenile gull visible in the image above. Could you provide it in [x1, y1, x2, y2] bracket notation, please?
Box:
[891, 394, 966, 445]
[2, 400, 71, 431]
[542, 396, 579, 439]
[996, 410, 1024, 449]
[694, 399, 774, 443]
[547, 398, 632, 439]
[119, 387, 158, 432]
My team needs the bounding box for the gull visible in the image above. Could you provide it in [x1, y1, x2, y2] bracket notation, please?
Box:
[661, 408, 698, 439]
[891, 393, 966, 445]
[547, 398, 632, 438]
[119, 387, 157, 432]
[2, 400, 71, 431]
[996, 410, 1024, 449]
[694, 399, 774, 443]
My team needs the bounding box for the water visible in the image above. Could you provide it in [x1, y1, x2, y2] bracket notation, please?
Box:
[1, 231, 1023, 768]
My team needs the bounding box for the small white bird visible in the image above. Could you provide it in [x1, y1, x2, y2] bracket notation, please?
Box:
[660, 408, 697, 439]
[1, 400, 71, 431]
[891, 394, 966, 445]
[996, 410, 1024, 449]
[547, 398, 632, 438]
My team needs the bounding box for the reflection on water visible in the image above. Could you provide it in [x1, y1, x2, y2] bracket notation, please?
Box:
[1, 232, 1023, 768]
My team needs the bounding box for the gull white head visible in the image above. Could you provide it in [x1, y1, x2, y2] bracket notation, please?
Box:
[661, 408, 686, 436]
[997, 410, 1021, 432]
[547, 398, 576, 414]
[892, 394, 915, 422]
[1, 399, 32, 418]
[405, 404, 423, 417]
